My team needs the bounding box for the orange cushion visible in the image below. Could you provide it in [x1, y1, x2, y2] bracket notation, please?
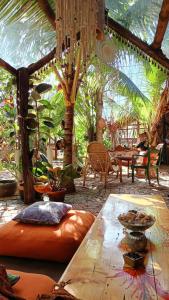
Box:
[0, 210, 95, 262]
[7, 269, 55, 300]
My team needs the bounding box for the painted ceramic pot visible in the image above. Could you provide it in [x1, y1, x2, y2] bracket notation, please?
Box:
[126, 231, 147, 252]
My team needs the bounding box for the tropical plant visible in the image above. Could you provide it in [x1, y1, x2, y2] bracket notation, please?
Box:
[0, 0, 168, 194]
[33, 160, 79, 193]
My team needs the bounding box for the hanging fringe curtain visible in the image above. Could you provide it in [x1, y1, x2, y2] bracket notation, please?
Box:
[55, 0, 105, 65]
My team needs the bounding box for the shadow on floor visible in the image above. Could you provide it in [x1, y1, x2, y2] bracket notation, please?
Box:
[0, 256, 67, 281]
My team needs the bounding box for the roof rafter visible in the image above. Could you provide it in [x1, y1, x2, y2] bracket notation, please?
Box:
[151, 0, 169, 50]
[37, 0, 55, 29]
[0, 58, 17, 75]
[2, 3, 169, 75]
[28, 47, 56, 75]
[36, 1, 169, 71]
[108, 17, 169, 71]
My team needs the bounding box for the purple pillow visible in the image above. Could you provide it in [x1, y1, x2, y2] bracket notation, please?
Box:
[13, 201, 72, 225]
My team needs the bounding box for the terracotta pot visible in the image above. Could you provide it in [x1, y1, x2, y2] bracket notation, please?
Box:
[33, 184, 51, 194]
[47, 189, 66, 202]
[0, 180, 17, 197]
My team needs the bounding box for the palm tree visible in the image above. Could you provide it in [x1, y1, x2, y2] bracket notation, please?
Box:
[0, 0, 167, 194]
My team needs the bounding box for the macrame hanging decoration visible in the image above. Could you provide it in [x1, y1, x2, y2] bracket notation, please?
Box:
[55, 0, 105, 66]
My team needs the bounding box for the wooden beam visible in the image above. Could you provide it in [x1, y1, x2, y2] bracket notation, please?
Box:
[37, 0, 55, 29]
[0, 58, 17, 75]
[17, 68, 35, 204]
[29, 13, 169, 74]
[108, 16, 169, 71]
[151, 0, 169, 50]
[28, 47, 56, 74]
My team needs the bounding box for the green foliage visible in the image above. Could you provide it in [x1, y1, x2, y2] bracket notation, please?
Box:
[0, 0, 168, 166]
[0, 70, 17, 156]
[0, 156, 22, 180]
[33, 160, 80, 191]
[38, 91, 65, 139]
[117, 70, 149, 103]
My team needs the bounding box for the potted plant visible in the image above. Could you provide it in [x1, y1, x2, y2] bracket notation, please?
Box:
[33, 161, 80, 202]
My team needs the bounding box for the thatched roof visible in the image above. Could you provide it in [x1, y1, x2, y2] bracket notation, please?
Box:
[0, 0, 169, 74]
[150, 81, 169, 145]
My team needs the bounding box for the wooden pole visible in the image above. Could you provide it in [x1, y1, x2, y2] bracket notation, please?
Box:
[17, 68, 35, 204]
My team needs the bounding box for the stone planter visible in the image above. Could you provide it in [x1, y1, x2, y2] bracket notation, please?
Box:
[0, 179, 17, 197]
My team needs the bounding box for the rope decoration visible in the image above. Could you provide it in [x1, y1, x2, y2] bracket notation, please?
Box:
[55, 0, 105, 66]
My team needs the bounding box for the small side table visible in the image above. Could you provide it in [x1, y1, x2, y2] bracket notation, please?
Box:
[117, 156, 133, 182]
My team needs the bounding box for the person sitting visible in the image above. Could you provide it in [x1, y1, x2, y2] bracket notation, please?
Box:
[134, 132, 150, 167]
[136, 132, 149, 151]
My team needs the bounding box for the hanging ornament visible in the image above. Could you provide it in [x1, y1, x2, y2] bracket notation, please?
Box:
[96, 38, 117, 64]
[55, 0, 105, 65]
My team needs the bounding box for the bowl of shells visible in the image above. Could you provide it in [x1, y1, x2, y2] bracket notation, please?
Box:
[118, 210, 156, 231]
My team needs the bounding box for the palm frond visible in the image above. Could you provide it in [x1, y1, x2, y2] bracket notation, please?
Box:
[117, 70, 150, 103]
[107, 0, 162, 42]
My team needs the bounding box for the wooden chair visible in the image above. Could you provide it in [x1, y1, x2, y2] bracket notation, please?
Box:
[83, 142, 115, 188]
[131, 144, 163, 184]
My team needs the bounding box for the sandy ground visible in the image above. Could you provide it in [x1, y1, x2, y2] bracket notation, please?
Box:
[0, 165, 169, 223]
[0, 165, 168, 280]
[66, 165, 169, 213]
